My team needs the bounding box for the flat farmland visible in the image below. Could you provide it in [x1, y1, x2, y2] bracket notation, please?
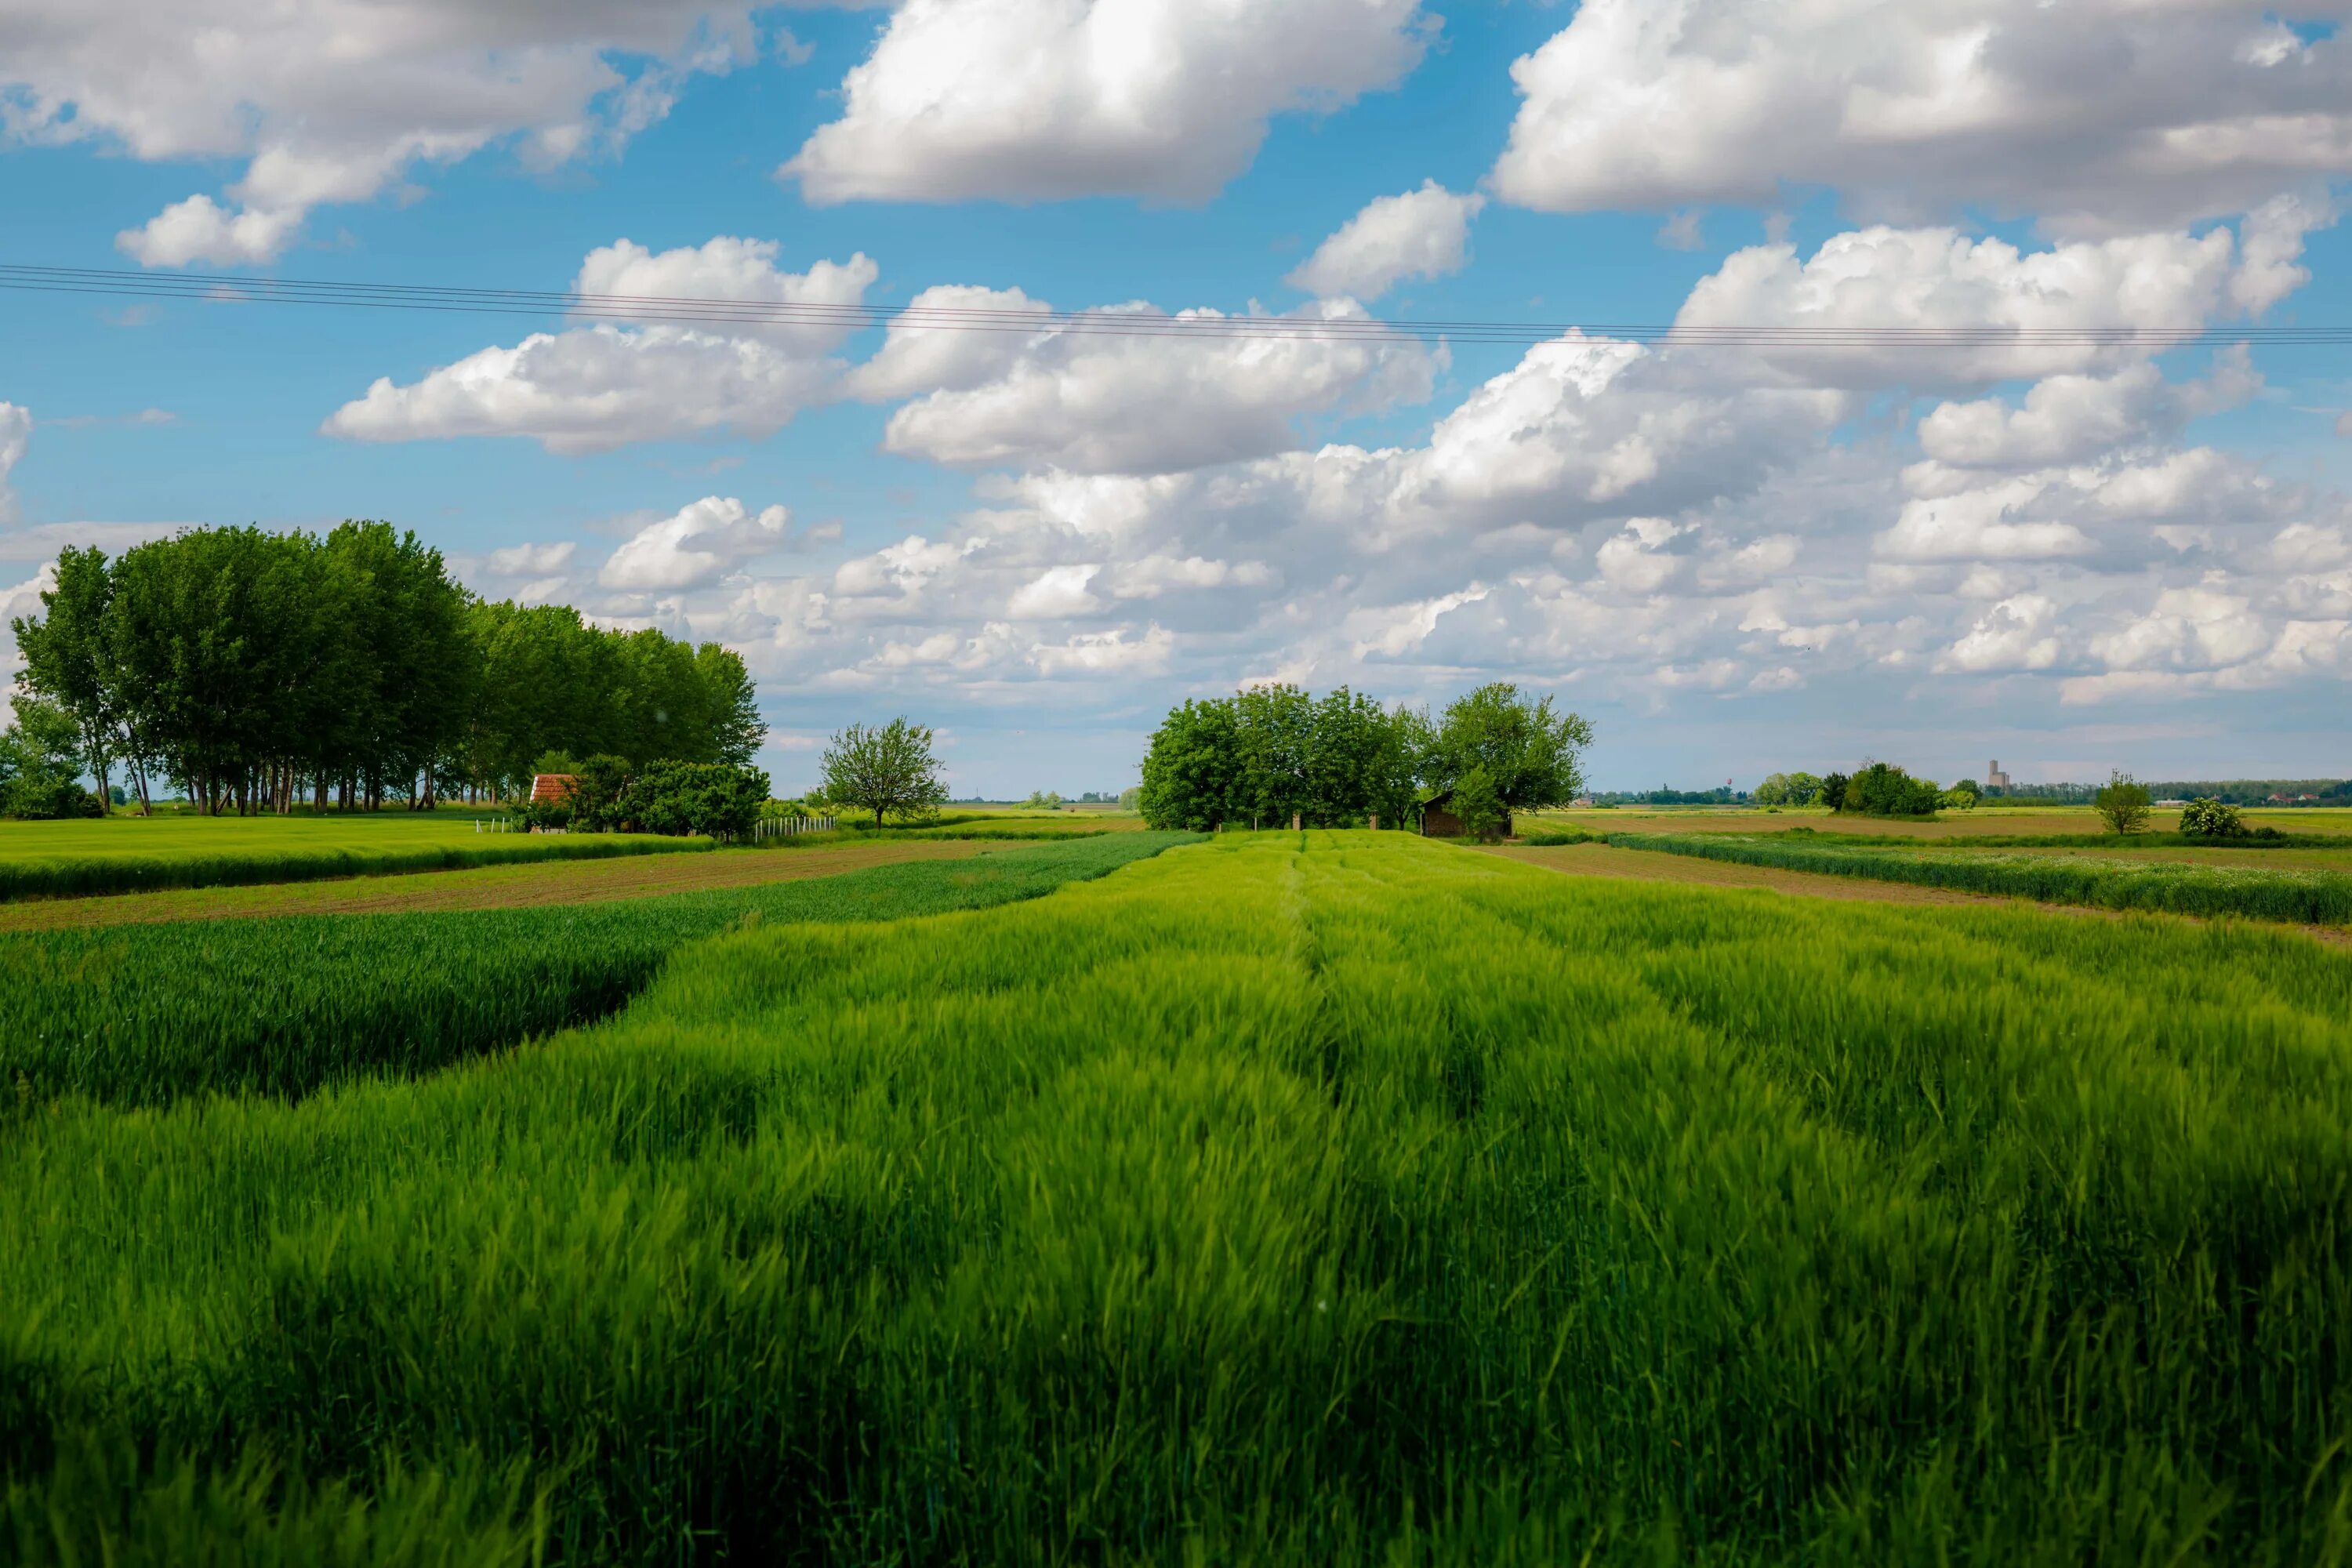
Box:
[1530, 805, 2352, 838]
[0, 837, 994, 931]
[6, 831, 2350, 1563]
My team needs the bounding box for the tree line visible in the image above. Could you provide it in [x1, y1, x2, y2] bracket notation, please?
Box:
[1136, 682, 1591, 834]
[9, 524, 764, 816]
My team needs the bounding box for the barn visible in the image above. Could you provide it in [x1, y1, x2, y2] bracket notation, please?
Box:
[1421, 789, 1509, 839]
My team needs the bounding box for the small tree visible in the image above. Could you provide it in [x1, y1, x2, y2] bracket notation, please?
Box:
[822, 718, 948, 827]
[2094, 770, 2152, 836]
[1940, 779, 1981, 811]
[625, 760, 770, 839]
[1451, 766, 1508, 842]
[2178, 797, 2245, 838]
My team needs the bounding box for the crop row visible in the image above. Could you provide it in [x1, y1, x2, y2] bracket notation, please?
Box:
[0, 832, 1195, 1108]
[0, 830, 710, 903]
[4, 833, 2349, 1561]
[1608, 829, 2352, 924]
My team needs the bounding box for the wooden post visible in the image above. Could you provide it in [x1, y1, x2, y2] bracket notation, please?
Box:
[1291, 812, 1301, 831]
[1370, 813, 1378, 831]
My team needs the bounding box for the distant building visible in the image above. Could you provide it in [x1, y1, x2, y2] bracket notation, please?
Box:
[1985, 760, 2011, 789]
[530, 773, 577, 804]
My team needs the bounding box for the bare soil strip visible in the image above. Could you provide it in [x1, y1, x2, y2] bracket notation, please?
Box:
[0, 840, 993, 932]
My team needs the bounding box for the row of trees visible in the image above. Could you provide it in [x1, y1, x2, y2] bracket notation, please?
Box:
[9, 525, 763, 815]
[1136, 683, 1591, 833]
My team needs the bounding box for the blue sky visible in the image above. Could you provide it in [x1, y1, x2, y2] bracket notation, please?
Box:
[4, 0, 2350, 794]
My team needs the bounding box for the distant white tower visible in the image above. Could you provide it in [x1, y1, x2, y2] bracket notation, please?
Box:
[1985, 760, 2011, 789]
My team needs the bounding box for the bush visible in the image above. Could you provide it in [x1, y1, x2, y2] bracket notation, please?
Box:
[622, 761, 770, 840]
[1841, 762, 1939, 818]
[2095, 771, 2153, 836]
[2179, 797, 2246, 838]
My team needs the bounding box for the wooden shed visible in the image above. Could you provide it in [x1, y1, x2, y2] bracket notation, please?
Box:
[530, 773, 577, 804]
[1420, 789, 1510, 839]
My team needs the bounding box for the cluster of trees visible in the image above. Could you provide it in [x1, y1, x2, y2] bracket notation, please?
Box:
[1755, 765, 1979, 817]
[9, 525, 763, 816]
[1135, 683, 1591, 835]
[1593, 786, 1746, 807]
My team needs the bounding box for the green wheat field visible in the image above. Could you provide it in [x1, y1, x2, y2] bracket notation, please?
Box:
[6, 831, 2352, 1564]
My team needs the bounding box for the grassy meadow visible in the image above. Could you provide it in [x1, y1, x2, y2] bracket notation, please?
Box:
[6, 831, 2351, 1563]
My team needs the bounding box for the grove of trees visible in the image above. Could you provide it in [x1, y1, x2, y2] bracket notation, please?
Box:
[9, 524, 764, 815]
[1135, 683, 1589, 833]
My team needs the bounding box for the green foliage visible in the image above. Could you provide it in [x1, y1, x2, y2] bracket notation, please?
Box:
[1422, 682, 1591, 811]
[1021, 789, 1065, 809]
[8, 528, 766, 817]
[0, 829, 694, 902]
[1818, 771, 1849, 811]
[1450, 764, 1508, 841]
[3, 835, 2351, 1560]
[0, 833, 1193, 1106]
[821, 717, 949, 827]
[2180, 796, 2246, 838]
[1117, 785, 1142, 810]
[1752, 771, 1824, 807]
[1611, 831, 2352, 924]
[1137, 685, 1425, 831]
[1838, 761, 1940, 817]
[2095, 769, 2154, 835]
[0, 696, 104, 819]
[1940, 778, 1981, 810]
[622, 761, 770, 839]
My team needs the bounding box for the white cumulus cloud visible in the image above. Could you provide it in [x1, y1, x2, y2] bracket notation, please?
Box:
[1491, 0, 2352, 234]
[1288, 181, 1486, 302]
[783, 0, 1434, 206]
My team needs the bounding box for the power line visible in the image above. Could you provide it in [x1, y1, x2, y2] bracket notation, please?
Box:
[3, 261, 2347, 349]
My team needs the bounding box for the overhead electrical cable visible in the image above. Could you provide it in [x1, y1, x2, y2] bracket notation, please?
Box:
[2, 261, 2347, 349]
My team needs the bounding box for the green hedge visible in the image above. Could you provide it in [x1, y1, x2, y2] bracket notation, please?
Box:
[1607, 831, 2352, 925]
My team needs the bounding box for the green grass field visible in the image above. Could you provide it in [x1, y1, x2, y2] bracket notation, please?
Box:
[0, 811, 711, 901]
[0, 833, 1194, 1107]
[1609, 829, 2352, 926]
[5, 831, 2349, 1563]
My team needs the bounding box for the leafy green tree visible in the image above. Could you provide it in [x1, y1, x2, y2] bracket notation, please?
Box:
[1940, 779, 1981, 811]
[2095, 771, 2154, 836]
[1423, 683, 1592, 812]
[1842, 762, 1940, 817]
[1755, 770, 1827, 808]
[1138, 699, 1245, 831]
[822, 718, 948, 827]
[695, 644, 765, 769]
[0, 697, 103, 818]
[10, 545, 119, 812]
[1232, 683, 1315, 829]
[2179, 797, 2245, 838]
[1450, 765, 1508, 842]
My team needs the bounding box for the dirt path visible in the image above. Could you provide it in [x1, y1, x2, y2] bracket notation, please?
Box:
[1494, 843, 2352, 949]
[0, 840, 993, 931]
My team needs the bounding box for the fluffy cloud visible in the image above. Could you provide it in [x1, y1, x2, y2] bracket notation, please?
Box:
[0, 404, 27, 525]
[783, 0, 1433, 205]
[323, 239, 876, 452]
[600, 496, 796, 592]
[1288, 181, 1486, 301]
[1492, 0, 2352, 233]
[1675, 212, 2322, 390]
[0, 0, 775, 266]
[869, 297, 1439, 476]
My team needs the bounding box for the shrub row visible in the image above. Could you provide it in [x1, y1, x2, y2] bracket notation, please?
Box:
[1609, 831, 2352, 924]
[0, 833, 1197, 1108]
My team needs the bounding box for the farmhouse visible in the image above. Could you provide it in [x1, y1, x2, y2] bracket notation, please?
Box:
[1421, 788, 1509, 839]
